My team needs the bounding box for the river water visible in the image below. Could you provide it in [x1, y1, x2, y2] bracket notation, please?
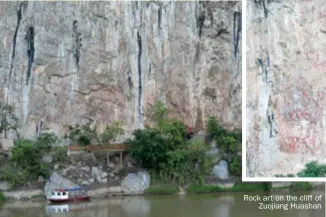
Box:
[1, 191, 324, 217]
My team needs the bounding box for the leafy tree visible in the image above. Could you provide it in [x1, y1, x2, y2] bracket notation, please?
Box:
[206, 116, 242, 177]
[10, 139, 49, 181]
[36, 132, 59, 150]
[128, 100, 213, 186]
[229, 155, 241, 177]
[148, 100, 169, 133]
[100, 121, 124, 145]
[206, 116, 224, 141]
[297, 161, 326, 177]
[128, 129, 167, 171]
[216, 135, 241, 155]
[65, 122, 98, 146]
[0, 101, 20, 139]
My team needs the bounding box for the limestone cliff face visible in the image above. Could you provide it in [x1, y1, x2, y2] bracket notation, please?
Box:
[247, 0, 326, 176]
[0, 1, 241, 139]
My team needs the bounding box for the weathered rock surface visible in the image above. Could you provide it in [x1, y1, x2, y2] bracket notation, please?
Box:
[0, 181, 9, 191]
[41, 154, 53, 164]
[121, 171, 150, 194]
[0, 138, 14, 152]
[212, 160, 229, 180]
[246, 0, 326, 177]
[44, 172, 79, 198]
[0, 1, 241, 139]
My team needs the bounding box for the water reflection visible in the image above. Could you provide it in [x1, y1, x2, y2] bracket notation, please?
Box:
[0, 191, 324, 217]
[45, 203, 89, 216]
[215, 195, 235, 217]
[121, 197, 151, 217]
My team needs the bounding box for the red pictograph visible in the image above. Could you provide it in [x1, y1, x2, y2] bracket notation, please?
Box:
[277, 75, 325, 154]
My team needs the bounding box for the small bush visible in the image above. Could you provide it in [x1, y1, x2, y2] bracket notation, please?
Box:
[206, 116, 241, 177]
[36, 132, 59, 151]
[206, 116, 225, 141]
[2, 167, 28, 188]
[297, 161, 326, 177]
[229, 155, 241, 177]
[291, 182, 313, 191]
[7, 139, 50, 185]
[187, 182, 271, 194]
[100, 121, 124, 144]
[0, 192, 5, 201]
[54, 146, 67, 163]
[65, 123, 98, 146]
[144, 186, 178, 195]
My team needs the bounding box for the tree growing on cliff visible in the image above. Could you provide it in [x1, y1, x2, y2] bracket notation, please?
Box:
[128, 100, 212, 186]
[100, 121, 124, 145]
[148, 100, 169, 133]
[64, 122, 98, 146]
[206, 116, 242, 177]
[0, 101, 20, 139]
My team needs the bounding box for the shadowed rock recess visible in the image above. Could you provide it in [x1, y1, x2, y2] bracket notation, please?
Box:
[0, 1, 241, 138]
[247, 0, 326, 177]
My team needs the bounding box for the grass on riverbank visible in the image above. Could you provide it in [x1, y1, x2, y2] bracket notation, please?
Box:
[186, 182, 313, 194]
[186, 182, 270, 194]
[0, 192, 5, 202]
[144, 185, 179, 195]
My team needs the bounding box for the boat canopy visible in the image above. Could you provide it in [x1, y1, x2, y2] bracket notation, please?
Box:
[55, 187, 87, 192]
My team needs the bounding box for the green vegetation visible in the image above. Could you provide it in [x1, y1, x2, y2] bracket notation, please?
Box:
[274, 173, 296, 177]
[64, 122, 98, 146]
[2, 138, 51, 188]
[206, 116, 241, 177]
[54, 146, 68, 163]
[297, 161, 326, 177]
[0, 131, 63, 188]
[35, 132, 60, 151]
[144, 185, 179, 195]
[291, 182, 313, 191]
[65, 121, 124, 146]
[128, 100, 212, 187]
[186, 182, 312, 194]
[100, 121, 124, 144]
[187, 182, 270, 193]
[0, 192, 5, 202]
[128, 100, 242, 187]
[0, 102, 20, 139]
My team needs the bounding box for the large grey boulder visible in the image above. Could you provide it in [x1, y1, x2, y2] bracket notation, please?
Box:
[121, 171, 150, 194]
[212, 160, 229, 180]
[205, 147, 219, 157]
[41, 155, 53, 164]
[44, 172, 79, 199]
[0, 139, 14, 152]
[0, 181, 9, 191]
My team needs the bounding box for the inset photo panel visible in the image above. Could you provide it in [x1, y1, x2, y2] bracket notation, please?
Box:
[244, 0, 326, 181]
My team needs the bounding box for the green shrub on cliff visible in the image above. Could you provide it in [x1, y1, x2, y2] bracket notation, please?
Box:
[297, 161, 326, 177]
[4, 139, 50, 187]
[0, 191, 5, 201]
[0, 101, 20, 139]
[206, 116, 225, 141]
[206, 116, 242, 177]
[65, 121, 124, 146]
[2, 167, 28, 188]
[100, 121, 124, 144]
[36, 132, 60, 151]
[128, 128, 167, 171]
[65, 122, 98, 146]
[128, 100, 212, 186]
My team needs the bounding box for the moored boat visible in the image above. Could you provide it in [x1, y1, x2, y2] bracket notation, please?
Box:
[48, 187, 90, 204]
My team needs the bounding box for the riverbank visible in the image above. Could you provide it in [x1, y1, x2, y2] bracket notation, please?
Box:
[1, 181, 322, 201]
